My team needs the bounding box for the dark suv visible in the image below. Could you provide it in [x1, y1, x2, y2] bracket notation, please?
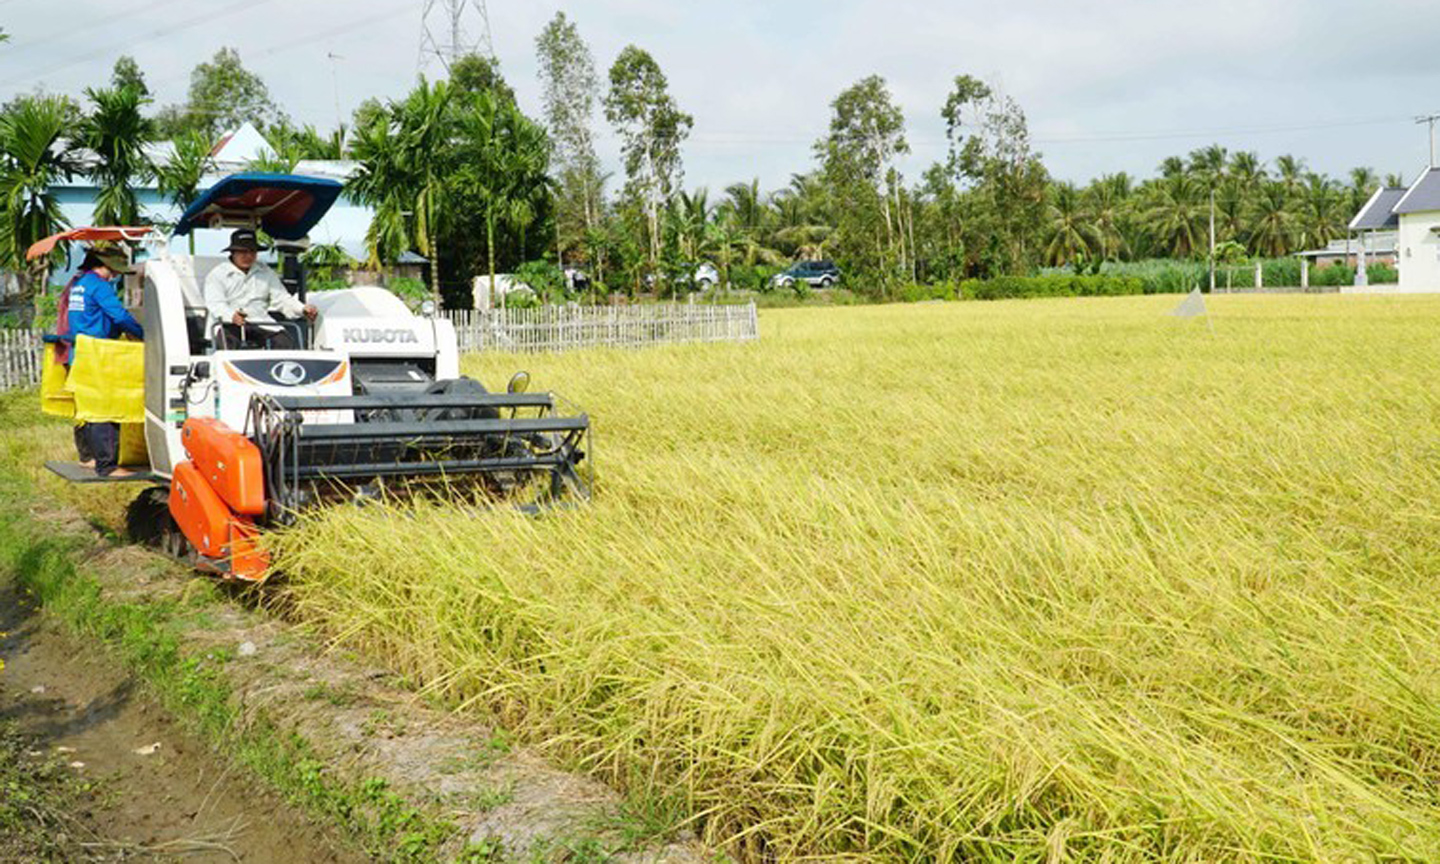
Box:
[771, 260, 840, 290]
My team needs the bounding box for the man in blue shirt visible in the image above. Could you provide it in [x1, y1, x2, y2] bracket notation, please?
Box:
[67, 247, 143, 476]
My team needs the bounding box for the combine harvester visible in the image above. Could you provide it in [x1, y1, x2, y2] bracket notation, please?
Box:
[34, 173, 591, 581]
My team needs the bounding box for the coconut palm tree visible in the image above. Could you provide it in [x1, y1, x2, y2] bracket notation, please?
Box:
[720, 177, 769, 247]
[1297, 173, 1345, 248]
[1083, 173, 1130, 260]
[1274, 154, 1306, 194]
[675, 187, 712, 259]
[1042, 181, 1096, 266]
[1188, 144, 1228, 191]
[0, 95, 82, 301]
[1227, 150, 1266, 206]
[1347, 166, 1379, 214]
[81, 85, 154, 227]
[1248, 182, 1295, 257]
[1144, 174, 1207, 258]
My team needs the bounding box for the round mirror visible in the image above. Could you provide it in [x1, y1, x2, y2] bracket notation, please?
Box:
[420, 299, 437, 317]
[507, 371, 531, 394]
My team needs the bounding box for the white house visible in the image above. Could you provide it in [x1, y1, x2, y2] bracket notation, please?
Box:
[1392, 168, 1440, 292]
[1344, 168, 1440, 293]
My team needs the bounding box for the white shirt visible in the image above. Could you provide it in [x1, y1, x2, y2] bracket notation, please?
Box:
[202, 260, 306, 324]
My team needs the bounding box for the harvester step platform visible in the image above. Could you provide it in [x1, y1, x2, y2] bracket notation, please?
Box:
[45, 461, 159, 483]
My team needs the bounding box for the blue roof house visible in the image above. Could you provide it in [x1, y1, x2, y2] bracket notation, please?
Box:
[48, 122, 381, 280]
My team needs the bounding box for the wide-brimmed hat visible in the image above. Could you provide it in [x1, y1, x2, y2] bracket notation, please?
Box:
[222, 228, 269, 253]
[89, 246, 134, 275]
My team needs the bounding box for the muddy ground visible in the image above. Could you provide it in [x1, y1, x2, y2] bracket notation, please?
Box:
[0, 578, 365, 863]
[1, 492, 711, 863]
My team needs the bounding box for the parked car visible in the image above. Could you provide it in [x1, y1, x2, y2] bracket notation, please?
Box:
[473, 273, 535, 308]
[771, 260, 840, 290]
[645, 262, 720, 292]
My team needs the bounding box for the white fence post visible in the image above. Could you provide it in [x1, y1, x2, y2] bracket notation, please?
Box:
[0, 328, 42, 391]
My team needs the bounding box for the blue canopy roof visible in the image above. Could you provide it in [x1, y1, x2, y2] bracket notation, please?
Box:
[173, 173, 344, 241]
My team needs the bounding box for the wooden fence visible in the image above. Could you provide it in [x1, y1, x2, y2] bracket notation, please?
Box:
[447, 302, 760, 354]
[0, 328, 40, 391]
[0, 303, 759, 392]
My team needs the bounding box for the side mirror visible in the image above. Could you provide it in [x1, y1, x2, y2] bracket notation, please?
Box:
[420, 299, 437, 317]
[507, 371, 531, 394]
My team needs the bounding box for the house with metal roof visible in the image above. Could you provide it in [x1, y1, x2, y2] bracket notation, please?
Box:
[1338, 169, 1440, 292]
[1391, 168, 1440, 292]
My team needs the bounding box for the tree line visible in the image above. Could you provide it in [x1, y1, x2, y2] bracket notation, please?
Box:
[0, 16, 1403, 306]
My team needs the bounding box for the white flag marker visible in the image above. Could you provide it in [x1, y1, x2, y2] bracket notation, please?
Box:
[1171, 287, 1214, 334]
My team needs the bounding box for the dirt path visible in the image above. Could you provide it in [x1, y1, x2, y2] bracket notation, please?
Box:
[0, 580, 369, 864]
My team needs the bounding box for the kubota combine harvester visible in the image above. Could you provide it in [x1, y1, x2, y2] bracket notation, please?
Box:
[33, 173, 591, 581]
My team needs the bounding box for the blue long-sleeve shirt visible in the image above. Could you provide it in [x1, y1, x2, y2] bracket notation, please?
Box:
[67, 271, 143, 346]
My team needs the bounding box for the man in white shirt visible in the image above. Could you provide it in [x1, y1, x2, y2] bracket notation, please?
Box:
[203, 228, 318, 349]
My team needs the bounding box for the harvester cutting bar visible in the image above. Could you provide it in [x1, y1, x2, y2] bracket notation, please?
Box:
[248, 389, 591, 520]
[269, 393, 558, 411]
[294, 416, 589, 440]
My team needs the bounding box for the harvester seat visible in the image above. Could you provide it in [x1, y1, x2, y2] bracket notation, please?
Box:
[184, 307, 212, 354]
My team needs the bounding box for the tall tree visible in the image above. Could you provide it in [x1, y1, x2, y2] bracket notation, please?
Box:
[536, 12, 602, 265]
[349, 79, 458, 302]
[161, 47, 282, 139]
[820, 75, 909, 287]
[455, 90, 552, 300]
[80, 85, 154, 226]
[450, 53, 516, 104]
[941, 74, 1046, 276]
[1248, 182, 1294, 257]
[604, 46, 692, 270]
[1043, 181, 1096, 266]
[0, 95, 81, 300]
[110, 55, 149, 97]
[1348, 166, 1379, 214]
[1144, 174, 1207, 258]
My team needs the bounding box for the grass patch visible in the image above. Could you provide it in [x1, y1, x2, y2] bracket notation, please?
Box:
[0, 424, 468, 863]
[271, 295, 1440, 861]
[0, 720, 97, 862]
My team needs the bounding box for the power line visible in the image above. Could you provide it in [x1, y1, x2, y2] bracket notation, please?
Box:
[0, 0, 189, 59]
[0, 0, 279, 90]
[671, 114, 1413, 151]
[146, 1, 414, 91]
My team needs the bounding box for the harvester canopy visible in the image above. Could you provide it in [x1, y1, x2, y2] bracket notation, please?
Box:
[172, 173, 343, 240]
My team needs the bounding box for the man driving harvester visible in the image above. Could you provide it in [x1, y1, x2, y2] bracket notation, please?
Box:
[203, 228, 317, 349]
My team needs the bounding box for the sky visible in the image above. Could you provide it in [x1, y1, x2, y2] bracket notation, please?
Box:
[1, 0, 1437, 194]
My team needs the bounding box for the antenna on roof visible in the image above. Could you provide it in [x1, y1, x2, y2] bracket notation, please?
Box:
[1419, 113, 1440, 169]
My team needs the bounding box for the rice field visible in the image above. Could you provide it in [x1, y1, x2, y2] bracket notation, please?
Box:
[272, 295, 1440, 862]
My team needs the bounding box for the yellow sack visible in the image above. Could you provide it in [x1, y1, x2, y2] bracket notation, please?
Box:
[118, 422, 148, 467]
[66, 334, 145, 424]
[39, 342, 75, 418]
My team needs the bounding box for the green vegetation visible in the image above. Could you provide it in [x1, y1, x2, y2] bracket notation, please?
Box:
[0, 720, 94, 863]
[2, 22, 1401, 309]
[0, 399, 470, 862]
[272, 296, 1440, 861]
